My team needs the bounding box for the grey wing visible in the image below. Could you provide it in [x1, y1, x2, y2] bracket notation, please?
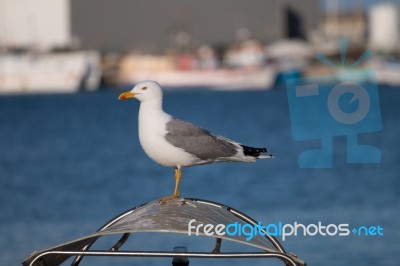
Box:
[165, 118, 238, 160]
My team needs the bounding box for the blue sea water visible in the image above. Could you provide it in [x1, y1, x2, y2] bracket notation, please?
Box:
[0, 86, 399, 266]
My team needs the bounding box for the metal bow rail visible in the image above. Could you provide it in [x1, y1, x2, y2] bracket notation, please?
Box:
[22, 198, 306, 266]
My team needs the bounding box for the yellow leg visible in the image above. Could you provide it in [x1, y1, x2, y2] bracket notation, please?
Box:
[172, 167, 182, 198]
[159, 167, 182, 204]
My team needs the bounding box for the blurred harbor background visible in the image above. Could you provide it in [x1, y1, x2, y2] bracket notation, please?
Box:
[0, 1, 400, 266]
[2, 0, 400, 92]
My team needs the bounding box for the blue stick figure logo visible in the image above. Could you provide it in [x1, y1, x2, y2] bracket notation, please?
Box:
[286, 40, 382, 168]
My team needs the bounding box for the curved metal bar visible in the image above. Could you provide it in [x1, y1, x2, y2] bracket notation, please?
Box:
[110, 233, 131, 251]
[212, 238, 222, 253]
[71, 205, 142, 266]
[30, 251, 298, 266]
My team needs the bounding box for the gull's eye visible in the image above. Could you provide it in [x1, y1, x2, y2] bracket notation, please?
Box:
[142, 87, 147, 90]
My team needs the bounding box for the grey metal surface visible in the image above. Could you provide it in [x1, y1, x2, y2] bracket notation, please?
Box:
[94, 198, 278, 251]
[22, 198, 305, 266]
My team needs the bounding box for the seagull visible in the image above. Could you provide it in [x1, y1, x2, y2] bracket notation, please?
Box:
[119, 80, 273, 203]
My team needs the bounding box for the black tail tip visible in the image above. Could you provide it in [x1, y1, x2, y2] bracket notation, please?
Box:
[241, 145, 268, 157]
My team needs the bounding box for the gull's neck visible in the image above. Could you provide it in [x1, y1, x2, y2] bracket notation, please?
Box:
[138, 98, 170, 122]
[140, 98, 163, 111]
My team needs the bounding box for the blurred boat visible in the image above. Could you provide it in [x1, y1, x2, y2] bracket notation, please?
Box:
[305, 57, 400, 86]
[121, 67, 276, 90]
[118, 53, 276, 90]
[0, 51, 101, 94]
[266, 40, 313, 86]
[368, 57, 400, 86]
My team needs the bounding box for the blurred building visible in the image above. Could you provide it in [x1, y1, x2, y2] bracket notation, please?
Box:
[70, 0, 320, 52]
[0, 0, 71, 50]
[322, 10, 365, 44]
[0, 0, 102, 93]
[368, 3, 399, 52]
[317, 2, 400, 53]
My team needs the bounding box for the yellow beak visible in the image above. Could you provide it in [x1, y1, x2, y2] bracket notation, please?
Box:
[118, 91, 136, 100]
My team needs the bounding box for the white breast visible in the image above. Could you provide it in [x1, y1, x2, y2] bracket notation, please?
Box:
[138, 105, 198, 167]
